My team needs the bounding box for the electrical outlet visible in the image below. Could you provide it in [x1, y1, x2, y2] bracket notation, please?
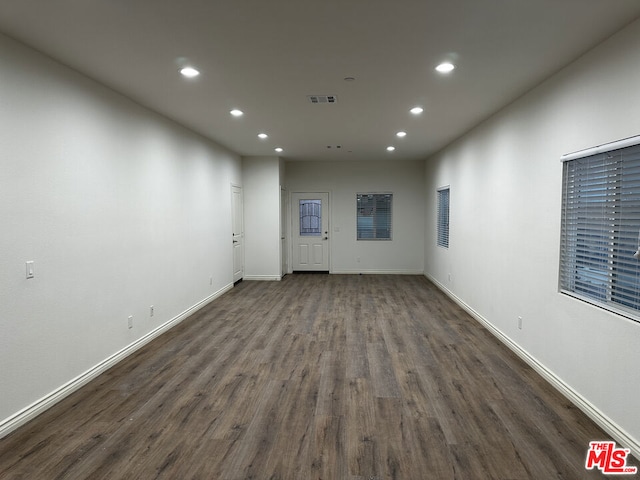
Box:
[518, 316, 523, 330]
[128, 315, 133, 329]
[150, 305, 154, 317]
[210, 276, 213, 285]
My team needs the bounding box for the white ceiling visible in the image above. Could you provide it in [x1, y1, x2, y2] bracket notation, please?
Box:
[1, 1, 639, 162]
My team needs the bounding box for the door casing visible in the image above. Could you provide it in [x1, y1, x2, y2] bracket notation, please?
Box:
[231, 184, 244, 283]
[291, 192, 330, 272]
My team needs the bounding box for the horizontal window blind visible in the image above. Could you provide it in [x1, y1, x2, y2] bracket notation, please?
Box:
[357, 193, 392, 240]
[437, 187, 450, 248]
[560, 141, 640, 319]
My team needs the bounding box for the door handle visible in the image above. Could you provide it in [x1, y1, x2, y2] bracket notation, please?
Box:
[323, 237, 328, 240]
[233, 240, 238, 244]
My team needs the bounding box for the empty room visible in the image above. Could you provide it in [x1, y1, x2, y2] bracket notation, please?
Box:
[2, 1, 640, 478]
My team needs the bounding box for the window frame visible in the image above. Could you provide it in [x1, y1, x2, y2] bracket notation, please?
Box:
[356, 193, 393, 241]
[437, 186, 450, 249]
[559, 135, 640, 322]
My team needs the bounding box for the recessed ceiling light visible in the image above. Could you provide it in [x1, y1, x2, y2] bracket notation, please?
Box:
[258, 133, 268, 139]
[396, 131, 407, 138]
[387, 146, 396, 152]
[275, 147, 283, 153]
[344, 76, 356, 82]
[436, 62, 455, 74]
[180, 66, 200, 78]
[410, 107, 423, 115]
[230, 109, 244, 117]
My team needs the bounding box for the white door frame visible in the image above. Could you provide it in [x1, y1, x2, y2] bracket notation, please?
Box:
[291, 191, 330, 272]
[231, 184, 244, 283]
[280, 187, 288, 278]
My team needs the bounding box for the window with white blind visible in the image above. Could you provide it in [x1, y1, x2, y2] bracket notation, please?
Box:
[559, 136, 640, 320]
[357, 193, 392, 240]
[437, 187, 450, 248]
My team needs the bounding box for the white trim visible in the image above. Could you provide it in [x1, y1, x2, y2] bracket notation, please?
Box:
[560, 290, 640, 326]
[243, 275, 282, 281]
[332, 269, 424, 275]
[0, 282, 233, 440]
[561, 134, 640, 162]
[425, 272, 640, 460]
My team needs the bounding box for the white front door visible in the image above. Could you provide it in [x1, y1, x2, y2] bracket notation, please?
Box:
[231, 184, 244, 283]
[292, 192, 330, 271]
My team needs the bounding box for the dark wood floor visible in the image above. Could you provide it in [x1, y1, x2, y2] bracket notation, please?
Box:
[0, 274, 631, 479]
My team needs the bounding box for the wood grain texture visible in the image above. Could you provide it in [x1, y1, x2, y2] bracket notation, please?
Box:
[0, 274, 631, 479]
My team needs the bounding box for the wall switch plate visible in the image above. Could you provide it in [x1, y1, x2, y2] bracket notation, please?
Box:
[26, 261, 34, 279]
[518, 316, 523, 330]
[150, 306, 154, 317]
[128, 315, 133, 329]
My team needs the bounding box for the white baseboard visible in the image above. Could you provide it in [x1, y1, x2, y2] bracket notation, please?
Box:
[243, 275, 282, 281]
[424, 273, 640, 460]
[331, 269, 425, 275]
[0, 282, 233, 440]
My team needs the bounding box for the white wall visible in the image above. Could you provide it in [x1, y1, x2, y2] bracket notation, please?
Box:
[0, 33, 241, 433]
[286, 160, 425, 274]
[242, 156, 282, 280]
[425, 19, 640, 454]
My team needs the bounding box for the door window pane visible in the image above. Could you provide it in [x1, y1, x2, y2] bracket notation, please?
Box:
[300, 199, 322, 236]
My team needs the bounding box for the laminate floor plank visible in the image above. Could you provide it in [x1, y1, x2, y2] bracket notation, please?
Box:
[346, 378, 378, 478]
[261, 368, 317, 480]
[373, 397, 407, 479]
[0, 274, 632, 479]
[366, 343, 401, 399]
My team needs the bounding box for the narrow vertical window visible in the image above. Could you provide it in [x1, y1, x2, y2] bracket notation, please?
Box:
[357, 193, 392, 240]
[437, 187, 450, 248]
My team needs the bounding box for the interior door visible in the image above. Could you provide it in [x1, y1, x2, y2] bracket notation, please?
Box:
[281, 187, 288, 277]
[292, 192, 329, 271]
[231, 184, 244, 283]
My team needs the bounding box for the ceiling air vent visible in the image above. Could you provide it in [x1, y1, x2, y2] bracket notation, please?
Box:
[307, 95, 337, 104]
